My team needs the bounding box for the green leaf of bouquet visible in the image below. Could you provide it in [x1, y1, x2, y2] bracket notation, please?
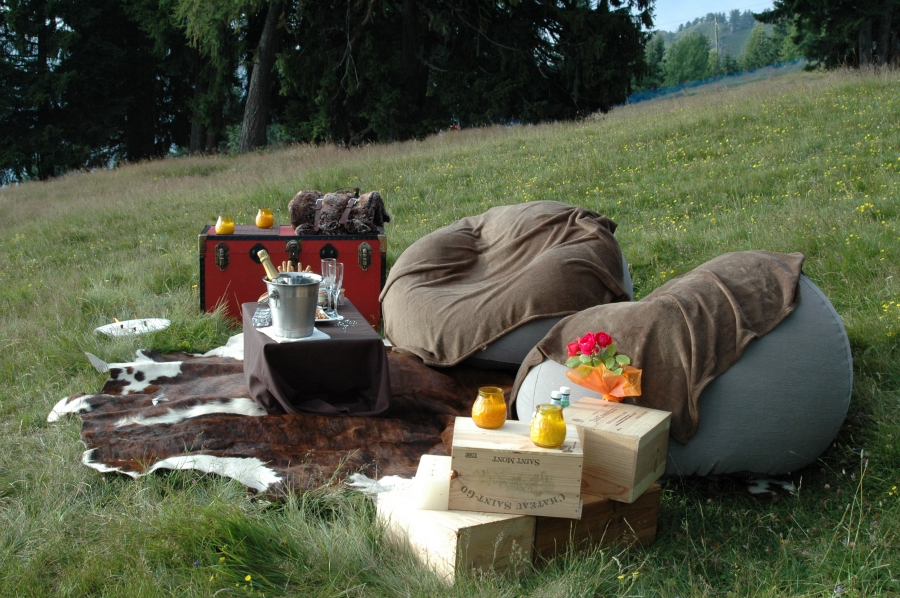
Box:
[616, 354, 631, 365]
[579, 354, 592, 364]
[602, 344, 617, 358]
[591, 357, 602, 367]
[610, 367, 623, 375]
[565, 357, 581, 368]
[603, 356, 616, 369]
[574, 364, 593, 377]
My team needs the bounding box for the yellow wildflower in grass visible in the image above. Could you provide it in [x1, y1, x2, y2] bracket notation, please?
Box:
[245, 575, 252, 582]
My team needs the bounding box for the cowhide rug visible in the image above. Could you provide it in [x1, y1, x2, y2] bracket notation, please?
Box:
[49, 336, 514, 496]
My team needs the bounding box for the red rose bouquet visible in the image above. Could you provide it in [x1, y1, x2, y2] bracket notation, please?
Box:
[564, 331, 642, 402]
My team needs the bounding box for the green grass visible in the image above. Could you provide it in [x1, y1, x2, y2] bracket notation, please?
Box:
[2, 68, 900, 596]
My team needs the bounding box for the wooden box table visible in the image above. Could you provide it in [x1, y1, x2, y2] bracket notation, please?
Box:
[449, 417, 584, 519]
[242, 300, 390, 415]
[377, 489, 535, 583]
[532, 484, 661, 562]
[564, 398, 670, 503]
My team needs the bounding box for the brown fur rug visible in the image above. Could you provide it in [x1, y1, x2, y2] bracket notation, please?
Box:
[49, 348, 513, 496]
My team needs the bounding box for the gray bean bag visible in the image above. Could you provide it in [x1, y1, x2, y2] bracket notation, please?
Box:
[381, 201, 630, 367]
[465, 252, 633, 371]
[514, 275, 852, 476]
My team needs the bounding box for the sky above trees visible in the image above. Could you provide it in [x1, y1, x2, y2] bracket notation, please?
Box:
[653, 0, 773, 30]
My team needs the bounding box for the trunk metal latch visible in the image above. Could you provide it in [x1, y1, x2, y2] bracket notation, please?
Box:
[215, 243, 229, 271]
[358, 242, 372, 271]
[286, 240, 302, 268]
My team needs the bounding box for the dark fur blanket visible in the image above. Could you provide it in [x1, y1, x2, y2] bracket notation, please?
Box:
[288, 189, 391, 235]
[49, 349, 512, 495]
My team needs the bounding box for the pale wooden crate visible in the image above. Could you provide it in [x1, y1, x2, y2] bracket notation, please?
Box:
[376, 489, 535, 583]
[532, 483, 661, 562]
[449, 417, 584, 519]
[564, 398, 670, 503]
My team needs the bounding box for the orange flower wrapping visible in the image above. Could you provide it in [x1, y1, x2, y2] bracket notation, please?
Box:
[565, 363, 642, 403]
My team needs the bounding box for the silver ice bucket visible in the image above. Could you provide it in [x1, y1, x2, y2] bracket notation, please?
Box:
[264, 272, 323, 338]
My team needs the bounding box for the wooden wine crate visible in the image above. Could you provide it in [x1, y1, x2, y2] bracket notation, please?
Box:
[449, 417, 584, 519]
[376, 489, 535, 583]
[564, 398, 670, 503]
[532, 483, 661, 562]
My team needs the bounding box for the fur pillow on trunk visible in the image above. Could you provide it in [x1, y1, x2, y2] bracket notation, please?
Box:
[288, 189, 391, 235]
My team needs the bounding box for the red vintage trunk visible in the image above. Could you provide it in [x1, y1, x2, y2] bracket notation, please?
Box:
[199, 225, 386, 326]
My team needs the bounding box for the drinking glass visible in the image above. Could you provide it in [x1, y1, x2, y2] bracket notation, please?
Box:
[321, 258, 336, 313]
[330, 262, 344, 317]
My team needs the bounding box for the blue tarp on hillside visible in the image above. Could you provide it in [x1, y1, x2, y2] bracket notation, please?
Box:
[627, 58, 807, 105]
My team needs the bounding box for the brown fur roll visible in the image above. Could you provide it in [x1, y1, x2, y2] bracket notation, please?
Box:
[287, 190, 325, 234]
[288, 189, 391, 235]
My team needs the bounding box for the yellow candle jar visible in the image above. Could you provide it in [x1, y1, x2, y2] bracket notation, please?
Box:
[471, 386, 507, 429]
[255, 208, 274, 229]
[530, 404, 567, 448]
[215, 215, 234, 234]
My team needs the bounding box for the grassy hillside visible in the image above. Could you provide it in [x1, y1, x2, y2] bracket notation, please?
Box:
[1, 69, 899, 596]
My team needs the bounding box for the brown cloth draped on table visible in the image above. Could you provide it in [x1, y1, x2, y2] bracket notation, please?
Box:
[512, 251, 805, 444]
[381, 201, 630, 367]
[243, 302, 391, 416]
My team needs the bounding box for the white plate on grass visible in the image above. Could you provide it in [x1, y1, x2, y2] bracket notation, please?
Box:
[95, 318, 170, 337]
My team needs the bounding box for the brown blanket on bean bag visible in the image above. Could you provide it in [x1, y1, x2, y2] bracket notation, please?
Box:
[50, 350, 513, 495]
[381, 201, 630, 367]
[512, 251, 805, 444]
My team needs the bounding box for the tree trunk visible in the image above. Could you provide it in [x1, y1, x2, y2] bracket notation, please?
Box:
[399, 0, 430, 138]
[36, 17, 51, 179]
[892, 31, 900, 66]
[859, 18, 873, 66]
[876, 0, 894, 65]
[239, 0, 282, 153]
[189, 78, 205, 154]
[205, 127, 220, 153]
[402, 0, 421, 102]
[125, 44, 158, 161]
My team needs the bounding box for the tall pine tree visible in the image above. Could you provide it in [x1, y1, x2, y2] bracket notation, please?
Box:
[663, 32, 710, 86]
[742, 23, 778, 69]
[0, 0, 194, 181]
[757, 0, 898, 67]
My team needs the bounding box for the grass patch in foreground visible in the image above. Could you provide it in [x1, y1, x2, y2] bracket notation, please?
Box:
[1, 68, 900, 596]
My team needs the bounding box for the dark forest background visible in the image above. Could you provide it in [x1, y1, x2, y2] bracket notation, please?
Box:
[1, 0, 897, 183]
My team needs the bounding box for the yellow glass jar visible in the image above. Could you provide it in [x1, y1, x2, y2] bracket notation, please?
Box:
[530, 404, 567, 448]
[215, 215, 234, 235]
[255, 208, 274, 229]
[471, 386, 507, 429]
